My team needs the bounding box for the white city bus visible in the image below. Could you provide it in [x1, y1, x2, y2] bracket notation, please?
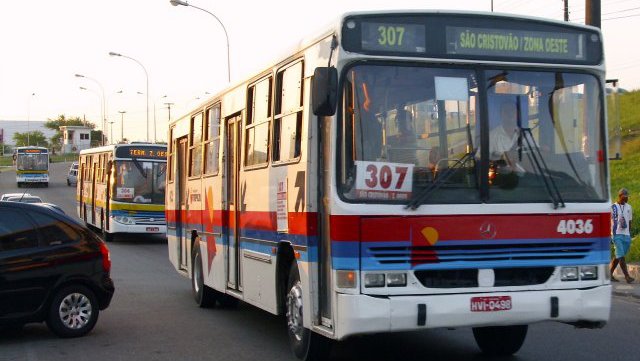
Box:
[167, 11, 611, 360]
[78, 144, 167, 241]
[15, 146, 49, 187]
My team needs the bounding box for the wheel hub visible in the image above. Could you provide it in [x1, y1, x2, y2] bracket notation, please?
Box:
[286, 281, 304, 341]
[59, 293, 92, 329]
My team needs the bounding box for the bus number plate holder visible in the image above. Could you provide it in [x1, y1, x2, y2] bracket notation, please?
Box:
[470, 296, 512, 312]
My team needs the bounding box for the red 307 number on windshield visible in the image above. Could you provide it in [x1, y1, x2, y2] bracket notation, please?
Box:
[364, 164, 408, 189]
[355, 161, 414, 200]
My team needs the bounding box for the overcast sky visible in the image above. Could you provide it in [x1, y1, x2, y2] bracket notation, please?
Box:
[1, 0, 638, 142]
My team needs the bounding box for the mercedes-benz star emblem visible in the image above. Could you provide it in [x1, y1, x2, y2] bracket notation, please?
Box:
[479, 222, 497, 239]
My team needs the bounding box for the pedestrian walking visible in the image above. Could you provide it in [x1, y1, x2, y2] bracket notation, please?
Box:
[610, 188, 635, 283]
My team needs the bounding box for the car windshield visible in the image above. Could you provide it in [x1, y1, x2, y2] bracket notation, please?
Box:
[113, 160, 166, 204]
[338, 64, 606, 205]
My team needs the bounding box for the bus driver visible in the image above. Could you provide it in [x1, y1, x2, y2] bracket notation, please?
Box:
[489, 101, 525, 175]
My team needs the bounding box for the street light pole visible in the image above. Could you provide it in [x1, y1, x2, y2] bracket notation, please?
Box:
[164, 102, 174, 124]
[75, 74, 106, 145]
[109, 52, 150, 143]
[153, 95, 167, 144]
[109, 121, 114, 144]
[119, 111, 127, 143]
[170, 0, 231, 83]
[79, 86, 105, 146]
[27, 92, 36, 146]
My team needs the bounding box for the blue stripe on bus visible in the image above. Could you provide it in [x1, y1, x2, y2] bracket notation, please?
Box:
[167, 221, 609, 271]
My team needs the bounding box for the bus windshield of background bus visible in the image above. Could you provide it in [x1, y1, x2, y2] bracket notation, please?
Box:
[16, 154, 48, 171]
[113, 160, 166, 204]
[339, 64, 606, 204]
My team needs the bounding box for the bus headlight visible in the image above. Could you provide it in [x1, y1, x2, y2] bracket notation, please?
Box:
[560, 267, 579, 281]
[580, 266, 598, 280]
[386, 273, 407, 287]
[364, 273, 385, 288]
[113, 216, 136, 225]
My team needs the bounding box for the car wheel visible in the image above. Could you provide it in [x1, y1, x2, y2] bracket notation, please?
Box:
[46, 285, 100, 338]
[472, 325, 528, 356]
[286, 262, 332, 361]
[192, 242, 217, 308]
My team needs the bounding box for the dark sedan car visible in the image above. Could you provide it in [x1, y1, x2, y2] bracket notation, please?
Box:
[0, 201, 114, 337]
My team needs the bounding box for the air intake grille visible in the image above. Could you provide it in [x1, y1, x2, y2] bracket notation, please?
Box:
[368, 242, 593, 265]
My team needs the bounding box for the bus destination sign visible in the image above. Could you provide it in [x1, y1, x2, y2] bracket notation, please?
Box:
[446, 26, 586, 61]
[18, 148, 48, 154]
[115, 146, 167, 159]
[361, 22, 426, 53]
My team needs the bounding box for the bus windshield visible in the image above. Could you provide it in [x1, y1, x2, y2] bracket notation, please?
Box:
[113, 160, 166, 204]
[339, 64, 606, 204]
[16, 154, 48, 171]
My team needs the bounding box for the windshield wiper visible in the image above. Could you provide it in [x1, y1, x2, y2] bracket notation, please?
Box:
[131, 158, 148, 178]
[520, 128, 565, 209]
[406, 150, 476, 210]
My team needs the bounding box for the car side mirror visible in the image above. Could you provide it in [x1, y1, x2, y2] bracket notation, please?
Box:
[312, 67, 338, 116]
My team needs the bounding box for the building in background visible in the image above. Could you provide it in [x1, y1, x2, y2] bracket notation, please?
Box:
[0, 120, 56, 147]
[59, 125, 92, 154]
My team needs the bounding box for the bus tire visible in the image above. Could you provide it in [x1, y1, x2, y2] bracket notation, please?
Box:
[102, 230, 114, 243]
[286, 262, 332, 361]
[191, 243, 217, 308]
[472, 325, 528, 356]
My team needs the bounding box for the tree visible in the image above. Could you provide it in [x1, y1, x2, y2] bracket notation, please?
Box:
[13, 131, 49, 147]
[45, 115, 96, 151]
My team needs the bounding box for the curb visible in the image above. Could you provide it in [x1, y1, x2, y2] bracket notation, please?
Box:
[612, 288, 640, 300]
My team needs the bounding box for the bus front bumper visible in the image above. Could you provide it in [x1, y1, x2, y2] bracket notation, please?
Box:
[108, 220, 167, 235]
[17, 175, 48, 183]
[334, 285, 610, 340]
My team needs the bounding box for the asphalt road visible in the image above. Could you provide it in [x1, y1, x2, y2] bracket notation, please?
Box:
[1, 161, 640, 361]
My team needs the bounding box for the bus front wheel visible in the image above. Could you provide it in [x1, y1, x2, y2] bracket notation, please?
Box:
[472, 325, 528, 356]
[286, 262, 331, 361]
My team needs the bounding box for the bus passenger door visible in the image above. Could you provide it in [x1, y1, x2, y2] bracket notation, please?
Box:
[225, 115, 242, 290]
[91, 160, 97, 225]
[177, 137, 189, 271]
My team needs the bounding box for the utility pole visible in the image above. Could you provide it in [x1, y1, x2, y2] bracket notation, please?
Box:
[164, 102, 174, 123]
[585, 0, 601, 28]
[564, 0, 569, 21]
[118, 111, 126, 143]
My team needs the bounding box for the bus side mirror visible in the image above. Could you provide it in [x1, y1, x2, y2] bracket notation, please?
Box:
[312, 67, 338, 116]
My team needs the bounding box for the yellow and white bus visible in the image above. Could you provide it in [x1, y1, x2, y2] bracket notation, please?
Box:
[78, 143, 167, 242]
[167, 11, 611, 360]
[15, 146, 49, 187]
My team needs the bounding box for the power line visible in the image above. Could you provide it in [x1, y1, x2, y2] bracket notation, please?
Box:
[601, 6, 640, 16]
[603, 13, 640, 21]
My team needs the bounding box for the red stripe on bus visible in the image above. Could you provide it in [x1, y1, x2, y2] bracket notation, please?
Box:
[165, 209, 318, 236]
[357, 213, 611, 242]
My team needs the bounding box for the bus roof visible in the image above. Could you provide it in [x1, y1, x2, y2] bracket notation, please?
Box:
[168, 9, 602, 126]
[79, 143, 166, 156]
